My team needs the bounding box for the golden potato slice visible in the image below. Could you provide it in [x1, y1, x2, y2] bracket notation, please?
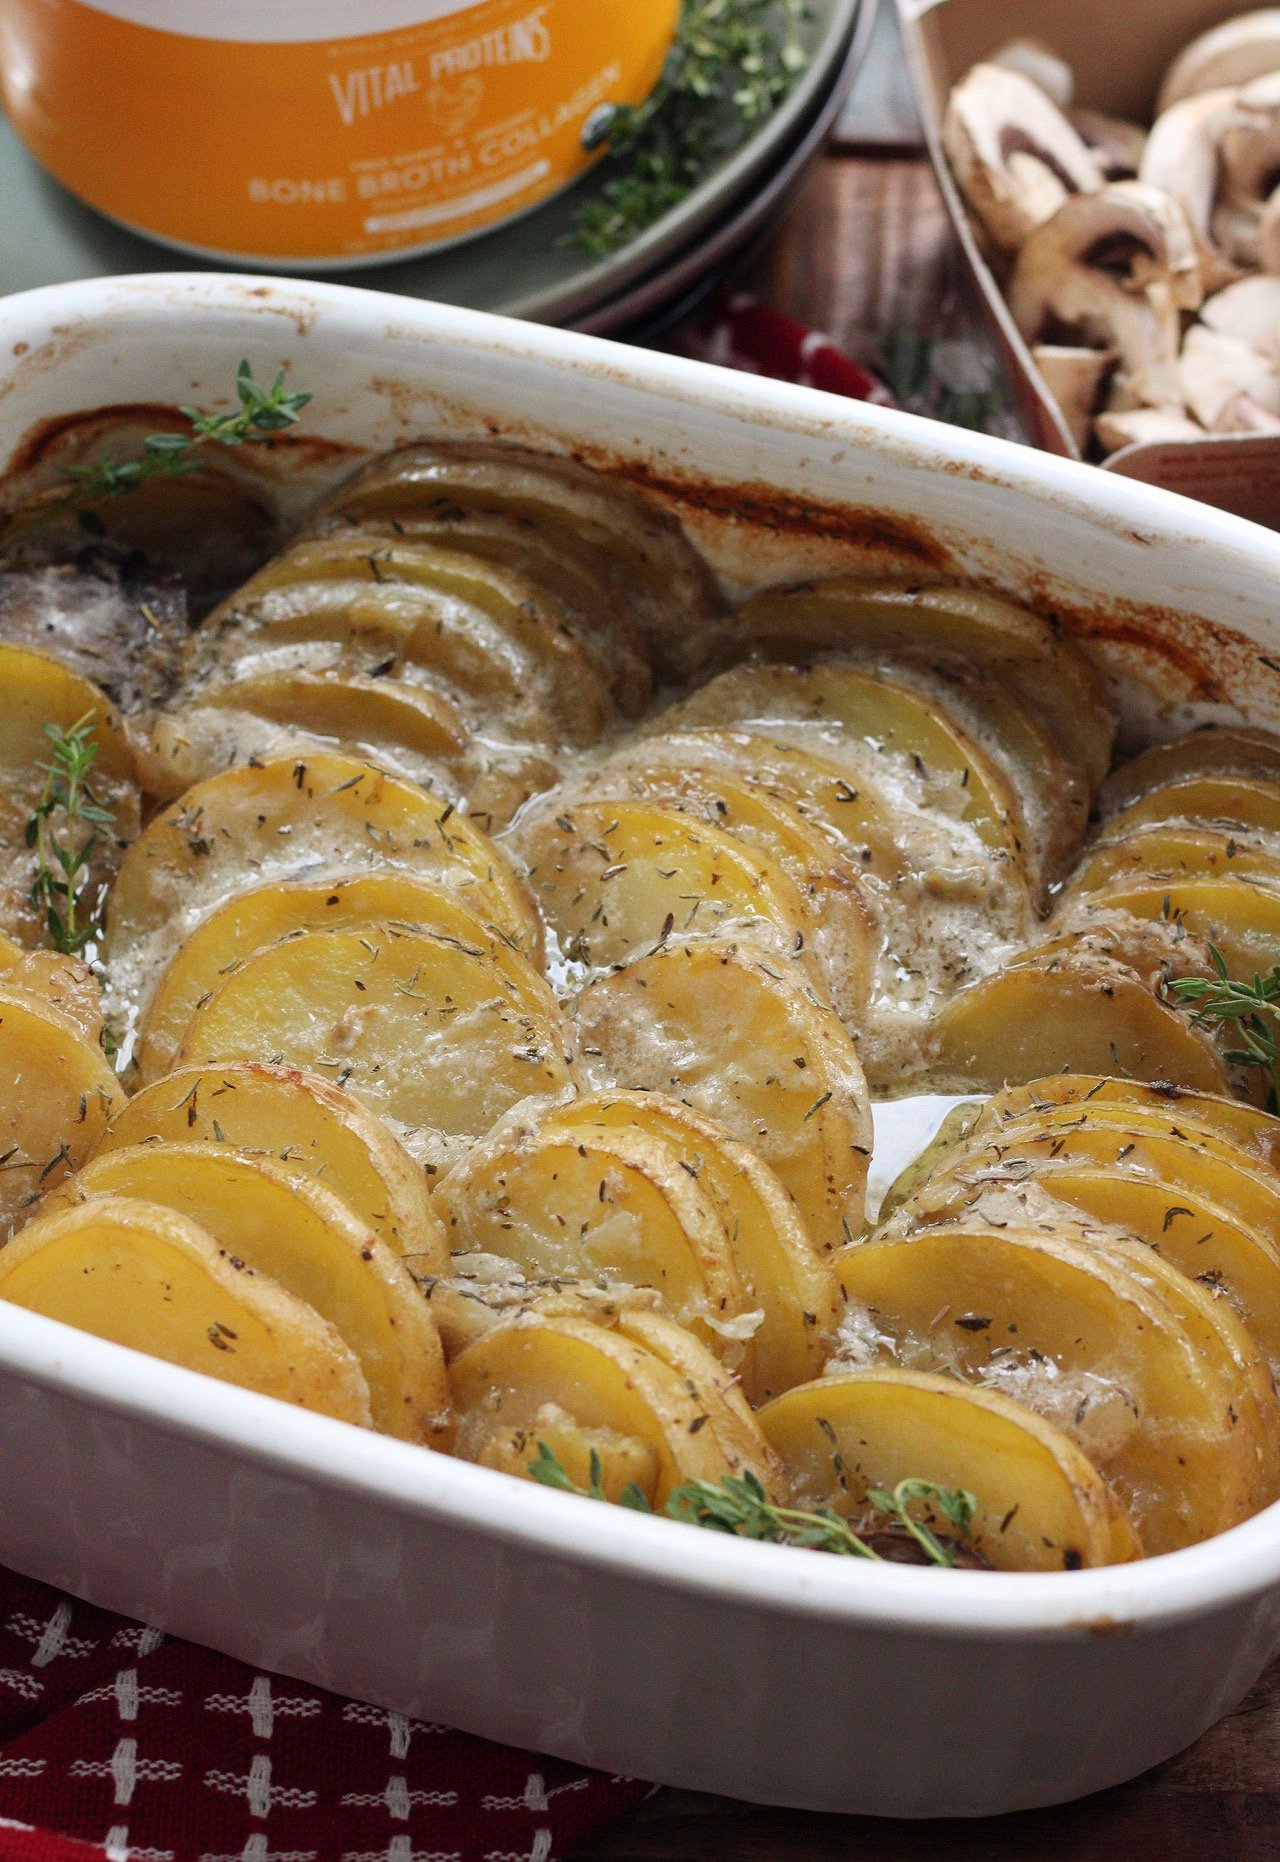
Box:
[939, 1162, 1280, 1369]
[135, 871, 527, 1086]
[0, 931, 22, 972]
[434, 1122, 747, 1348]
[663, 660, 1028, 868]
[0, 987, 120, 1239]
[1105, 774, 1280, 839]
[103, 753, 541, 1031]
[1067, 825, 1280, 898]
[0, 1197, 371, 1425]
[198, 533, 616, 745]
[573, 937, 872, 1248]
[520, 794, 855, 1022]
[176, 922, 575, 1163]
[46, 1144, 447, 1444]
[1100, 727, 1280, 818]
[945, 1103, 1280, 1278]
[1058, 876, 1280, 985]
[977, 1075, 1280, 1167]
[544, 1090, 840, 1402]
[922, 953, 1231, 1094]
[0, 950, 104, 1045]
[758, 1368, 1126, 1570]
[565, 732, 880, 1023]
[449, 1313, 748, 1506]
[310, 440, 722, 681]
[0, 644, 140, 947]
[611, 1308, 779, 1486]
[95, 1061, 446, 1269]
[835, 1226, 1273, 1553]
[733, 579, 1115, 789]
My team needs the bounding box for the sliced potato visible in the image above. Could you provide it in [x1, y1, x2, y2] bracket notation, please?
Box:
[103, 753, 541, 1030]
[563, 731, 880, 1022]
[309, 440, 722, 681]
[922, 953, 1232, 1093]
[198, 533, 617, 745]
[544, 1090, 840, 1402]
[1104, 774, 1280, 839]
[733, 579, 1116, 789]
[946, 1162, 1280, 1368]
[759, 1368, 1126, 1570]
[663, 661, 1028, 868]
[95, 1061, 446, 1269]
[0, 1197, 371, 1425]
[434, 1122, 747, 1348]
[1057, 876, 1280, 985]
[1099, 727, 1280, 818]
[835, 1226, 1274, 1553]
[611, 1308, 778, 1484]
[0, 987, 120, 1238]
[976, 1075, 1280, 1167]
[135, 871, 526, 1086]
[0, 644, 140, 947]
[1067, 825, 1280, 897]
[518, 797, 841, 1016]
[45, 1144, 448, 1443]
[0, 949, 105, 1045]
[176, 922, 575, 1163]
[448, 1313, 750, 1506]
[573, 937, 872, 1248]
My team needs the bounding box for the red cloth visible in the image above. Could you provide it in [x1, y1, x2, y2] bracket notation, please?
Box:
[0, 298, 892, 1862]
[0, 1569, 651, 1862]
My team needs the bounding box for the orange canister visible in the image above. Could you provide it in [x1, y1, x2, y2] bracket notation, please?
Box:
[0, 0, 681, 267]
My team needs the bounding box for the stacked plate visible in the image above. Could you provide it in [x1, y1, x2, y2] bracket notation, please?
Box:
[0, 0, 870, 334]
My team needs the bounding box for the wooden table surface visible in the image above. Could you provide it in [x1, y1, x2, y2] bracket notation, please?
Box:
[580, 45, 1280, 1862]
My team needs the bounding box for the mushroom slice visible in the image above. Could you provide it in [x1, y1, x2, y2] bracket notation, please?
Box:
[1068, 108, 1147, 181]
[1159, 10, 1280, 112]
[1179, 325, 1280, 428]
[1140, 88, 1246, 293]
[1213, 392, 1280, 433]
[942, 63, 1103, 253]
[990, 38, 1074, 109]
[1094, 409, 1204, 454]
[1198, 275, 1280, 355]
[1008, 185, 1202, 412]
[1030, 344, 1116, 450]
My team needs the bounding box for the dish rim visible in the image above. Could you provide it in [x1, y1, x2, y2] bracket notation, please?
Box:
[5, 270, 1280, 1639]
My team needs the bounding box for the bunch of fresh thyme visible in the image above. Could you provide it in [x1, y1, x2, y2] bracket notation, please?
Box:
[572, 0, 810, 258]
[1169, 944, 1280, 1110]
[25, 715, 115, 959]
[529, 1441, 977, 1567]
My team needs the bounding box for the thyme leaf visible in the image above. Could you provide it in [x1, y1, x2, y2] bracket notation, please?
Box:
[1, 362, 311, 546]
[25, 714, 114, 958]
[529, 1442, 976, 1565]
[570, 0, 809, 258]
[1168, 944, 1280, 1110]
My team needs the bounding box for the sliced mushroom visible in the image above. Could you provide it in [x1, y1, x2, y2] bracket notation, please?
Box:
[1212, 390, 1280, 431]
[1158, 10, 1280, 115]
[1007, 184, 1203, 411]
[1068, 108, 1147, 181]
[1030, 344, 1117, 450]
[1260, 186, 1280, 271]
[1210, 70, 1280, 266]
[1094, 408, 1205, 454]
[1179, 323, 1280, 426]
[943, 64, 1104, 253]
[1140, 88, 1246, 293]
[1199, 274, 1280, 355]
[990, 38, 1074, 110]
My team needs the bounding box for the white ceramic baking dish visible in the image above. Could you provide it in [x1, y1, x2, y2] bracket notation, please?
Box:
[4, 274, 1280, 1820]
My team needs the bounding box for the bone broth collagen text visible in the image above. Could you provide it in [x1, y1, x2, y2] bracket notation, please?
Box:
[0, 0, 680, 265]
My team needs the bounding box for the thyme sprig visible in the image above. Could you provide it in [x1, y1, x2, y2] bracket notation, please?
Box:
[529, 1442, 976, 1567]
[571, 0, 809, 258]
[25, 714, 115, 958]
[1, 362, 311, 547]
[1169, 943, 1280, 1110]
